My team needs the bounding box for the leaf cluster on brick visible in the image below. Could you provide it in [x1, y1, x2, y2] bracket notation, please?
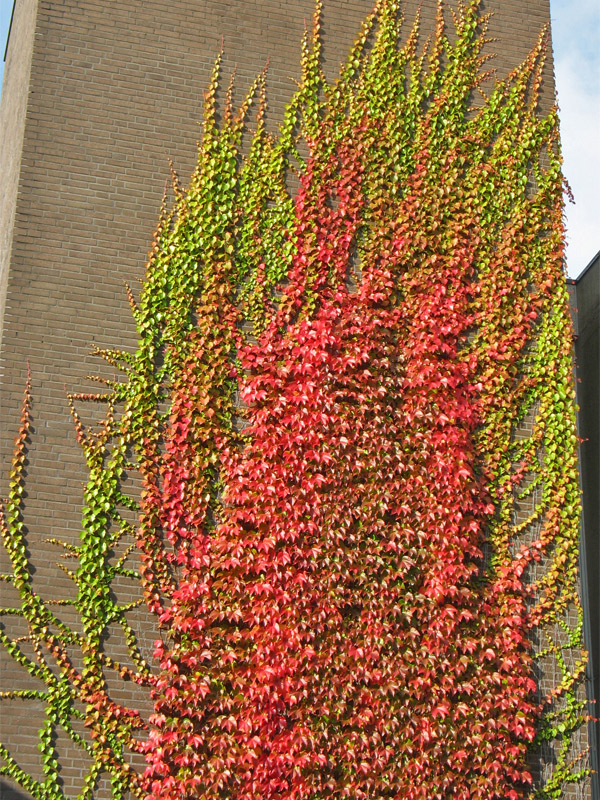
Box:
[0, 1, 589, 798]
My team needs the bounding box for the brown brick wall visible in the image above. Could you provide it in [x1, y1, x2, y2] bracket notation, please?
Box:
[1, 1, 590, 798]
[0, 0, 38, 352]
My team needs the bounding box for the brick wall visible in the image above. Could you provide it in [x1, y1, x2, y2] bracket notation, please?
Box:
[0, 0, 38, 351]
[0, 1, 589, 797]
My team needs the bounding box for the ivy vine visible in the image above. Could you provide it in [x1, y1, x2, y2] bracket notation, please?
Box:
[0, 1, 589, 798]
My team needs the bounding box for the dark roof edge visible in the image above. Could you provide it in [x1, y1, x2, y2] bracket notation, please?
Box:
[3, 0, 17, 62]
[569, 248, 600, 285]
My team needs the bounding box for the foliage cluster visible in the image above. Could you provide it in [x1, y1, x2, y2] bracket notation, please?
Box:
[0, 1, 588, 798]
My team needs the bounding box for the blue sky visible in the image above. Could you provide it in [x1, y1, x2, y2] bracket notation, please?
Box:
[0, 1, 11, 79]
[0, 0, 597, 278]
[550, 0, 600, 277]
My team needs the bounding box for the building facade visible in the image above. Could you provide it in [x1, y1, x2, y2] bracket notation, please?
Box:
[0, 1, 595, 798]
[569, 252, 600, 800]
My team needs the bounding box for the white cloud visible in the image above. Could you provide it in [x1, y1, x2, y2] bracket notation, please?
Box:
[550, 0, 600, 277]
[550, 0, 600, 64]
[555, 56, 600, 276]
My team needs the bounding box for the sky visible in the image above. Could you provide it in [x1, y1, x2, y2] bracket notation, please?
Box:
[549, 0, 600, 277]
[0, 0, 598, 279]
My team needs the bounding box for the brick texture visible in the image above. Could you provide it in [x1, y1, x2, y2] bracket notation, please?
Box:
[0, 1, 590, 798]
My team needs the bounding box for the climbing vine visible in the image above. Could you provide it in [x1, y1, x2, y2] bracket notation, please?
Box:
[0, 1, 589, 798]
